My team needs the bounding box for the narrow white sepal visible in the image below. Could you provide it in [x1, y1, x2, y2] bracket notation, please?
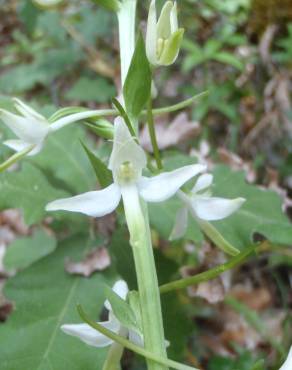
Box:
[146, 0, 158, 65]
[3, 140, 42, 156]
[157, 1, 173, 39]
[279, 346, 292, 370]
[61, 318, 120, 348]
[13, 98, 46, 121]
[138, 164, 206, 202]
[192, 197, 246, 221]
[46, 183, 121, 217]
[169, 206, 188, 240]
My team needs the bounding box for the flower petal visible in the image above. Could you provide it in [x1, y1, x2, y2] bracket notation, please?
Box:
[157, 1, 173, 39]
[61, 317, 121, 348]
[13, 98, 46, 121]
[146, 0, 158, 65]
[46, 183, 121, 217]
[108, 118, 147, 182]
[3, 140, 43, 156]
[192, 173, 213, 194]
[0, 109, 49, 144]
[280, 346, 292, 370]
[169, 206, 188, 240]
[138, 164, 206, 202]
[170, 1, 178, 32]
[192, 196, 246, 221]
[104, 280, 129, 311]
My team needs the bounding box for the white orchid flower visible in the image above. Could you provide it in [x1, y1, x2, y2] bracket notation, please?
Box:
[279, 346, 292, 370]
[170, 173, 246, 240]
[0, 98, 109, 156]
[146, 0, 184, 66]
[46, 117, 206, 220]
[61, 280, 142, 347]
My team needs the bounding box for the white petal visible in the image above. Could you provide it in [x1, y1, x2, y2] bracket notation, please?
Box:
[61, 317, 121, 348]
[46, 183, 121, 217]
[169, 206, 188, 240]
[157, 1, 173, 39]
[3, 140, 43, 156]
[280, 346, 292, 370]
[192, 196, 246, 221]
[192, 173, 213, 194]
[170, 2, 178, 32]
[129, 329, 144, 347]
[104, 280, 129, 311]
[138, 164, 206, 202]
[108, 118, 147, 182]
[0, 109, 49, 144]
[3, 139, 32, 152]
[146, 0, 158, 65]
[13, 98, 46, 121]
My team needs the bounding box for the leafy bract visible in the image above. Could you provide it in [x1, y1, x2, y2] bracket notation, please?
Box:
[0, 235, 116, 370]
[4, 229, 57, 270]
[0, 163, 68, 225]
[123, 34, 151, 119]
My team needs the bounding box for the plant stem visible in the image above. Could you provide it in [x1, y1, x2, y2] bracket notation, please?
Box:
[121, 185, 168, 370]
[117, 0, 137, 87]
[147, 97, 162, 170]
[159, 245, 256, 294]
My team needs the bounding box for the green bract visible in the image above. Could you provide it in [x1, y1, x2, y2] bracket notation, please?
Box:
[146, 0, 184, 66]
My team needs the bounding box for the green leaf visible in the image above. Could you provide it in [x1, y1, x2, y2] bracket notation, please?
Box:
[4, 229, 57, 270]
[32, 126, 96, 194]
[0, 234, 116, 370]
[213, 51, 244, 70]
[65, 77, 116, 103]
[81, 141, 113, 188]
[84, 120, 114, 140]
[105, 285, 142, 334]
[0, 163, 68, 225]
[123, 34, 152, 119]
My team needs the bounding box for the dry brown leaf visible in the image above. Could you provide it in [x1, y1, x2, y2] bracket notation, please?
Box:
[140, 112, 200, 151]
[217, 147, 256, 183]
[65, 247, 111, 277]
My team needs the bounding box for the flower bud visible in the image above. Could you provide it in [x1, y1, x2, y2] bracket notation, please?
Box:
[146, 0, 184, 66]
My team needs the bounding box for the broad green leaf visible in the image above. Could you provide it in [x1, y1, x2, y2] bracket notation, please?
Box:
[65, 77, 116, 103]
[0, 163, 68, 225]
[4, 229, 57, 270]
[213, 51, 244, 70]
[105, 285, 142, 334]
[0, 234, 116, 370]
[81, 141, 113, 188]
[32, 126, 96, 194]
[123, 34, 151, 119]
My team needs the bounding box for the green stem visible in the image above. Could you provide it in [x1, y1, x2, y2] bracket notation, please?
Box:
[122, 185, 168, 370]
[159, 245, 256, 294]
[147, 98, 162, 170]
[0, 145, 35, 172]
[78, 306, 199, 370]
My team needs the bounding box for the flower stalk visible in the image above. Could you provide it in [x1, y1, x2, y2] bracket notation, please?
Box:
[123, 194, 168, 370]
